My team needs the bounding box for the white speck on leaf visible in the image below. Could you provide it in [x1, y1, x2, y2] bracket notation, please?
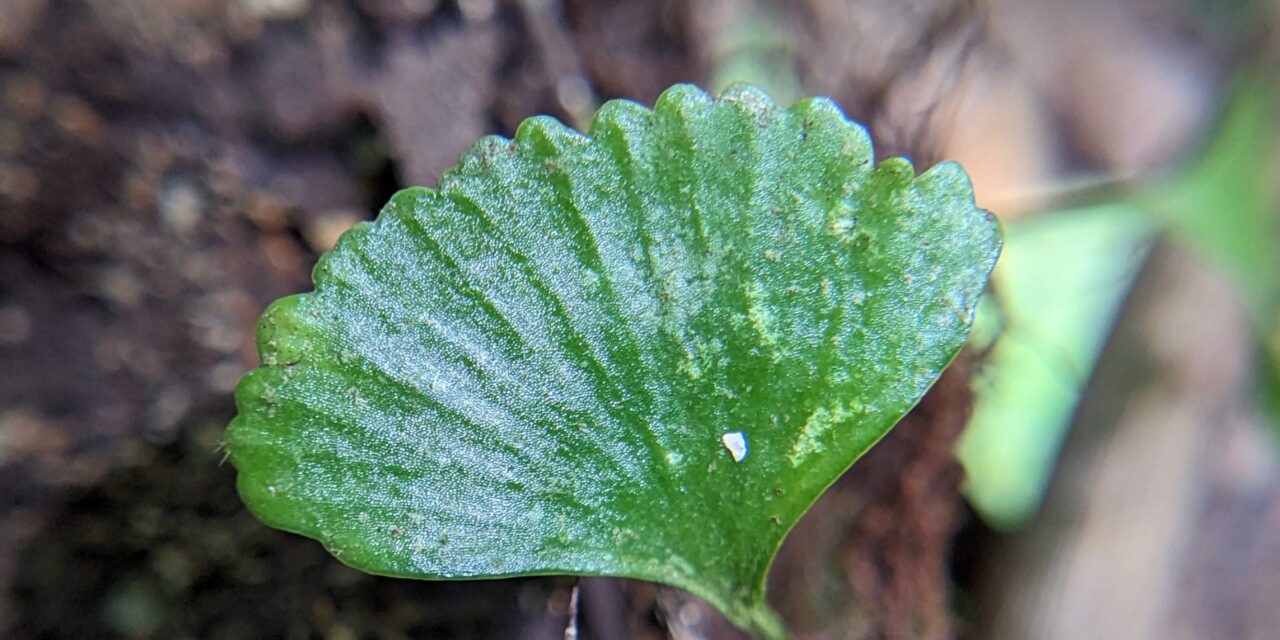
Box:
[721, 431, 748, 462]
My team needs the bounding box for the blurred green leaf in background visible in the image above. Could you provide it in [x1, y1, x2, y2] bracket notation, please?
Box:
[960, 70, 1280, 529]
[1144, 72, 1280, 430]
[959, 205, 1152, 529]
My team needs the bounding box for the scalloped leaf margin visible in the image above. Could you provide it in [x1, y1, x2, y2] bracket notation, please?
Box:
[226, 84, 1001, 639]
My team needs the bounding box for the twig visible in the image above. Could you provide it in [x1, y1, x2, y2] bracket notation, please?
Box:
[516, 0, 598, 132]
[563, 582, 580, 640]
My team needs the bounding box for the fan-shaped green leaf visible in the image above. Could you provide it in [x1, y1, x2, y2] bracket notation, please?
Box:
[226, 84, 1000, 639]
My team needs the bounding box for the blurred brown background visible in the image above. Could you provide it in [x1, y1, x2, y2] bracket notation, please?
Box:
[1, 0, 1277, 638]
